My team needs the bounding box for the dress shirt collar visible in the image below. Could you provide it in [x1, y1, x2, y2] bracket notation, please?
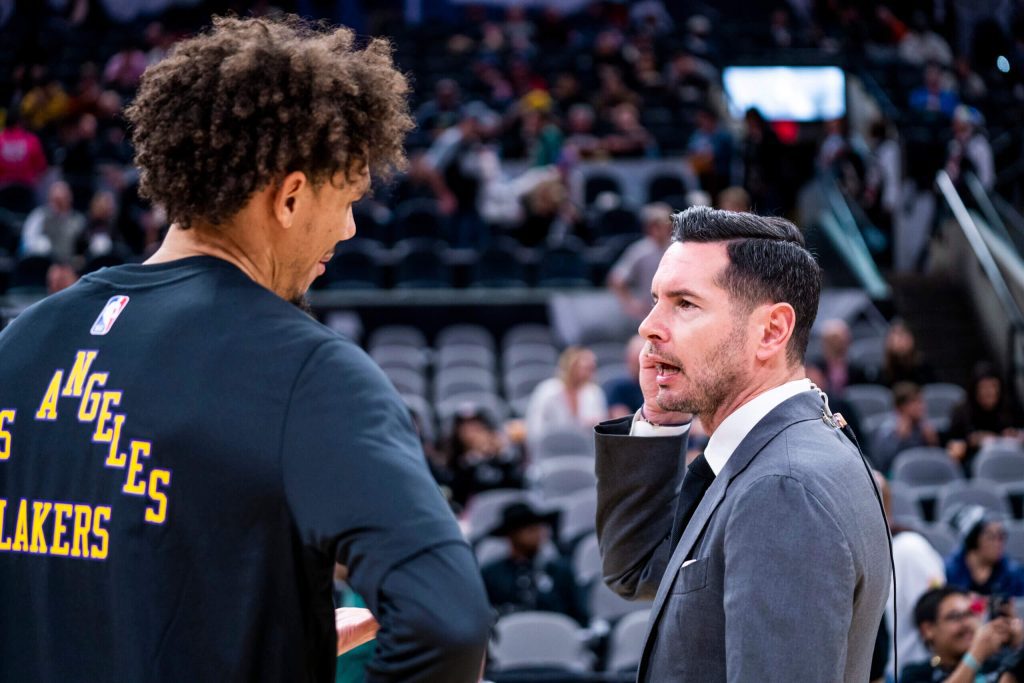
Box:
[703, 378, 814, 476]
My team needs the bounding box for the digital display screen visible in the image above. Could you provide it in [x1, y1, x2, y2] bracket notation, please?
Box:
[723, 66, 846, 121]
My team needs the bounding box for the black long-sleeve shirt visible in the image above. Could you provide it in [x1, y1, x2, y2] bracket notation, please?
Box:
[0, 256, 490, 681]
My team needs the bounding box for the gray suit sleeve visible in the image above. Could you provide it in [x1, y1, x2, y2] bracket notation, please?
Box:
[594, 417, 685, 600]
[723, 474, 855, 682]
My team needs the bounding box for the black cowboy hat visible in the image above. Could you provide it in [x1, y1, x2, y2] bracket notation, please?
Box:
[489, 501, 560, 537]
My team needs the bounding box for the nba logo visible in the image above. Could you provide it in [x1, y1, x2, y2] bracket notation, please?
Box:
[90, 296, 130, 336]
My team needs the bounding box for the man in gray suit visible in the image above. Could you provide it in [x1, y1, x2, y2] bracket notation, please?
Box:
[596, 206, 891, 681]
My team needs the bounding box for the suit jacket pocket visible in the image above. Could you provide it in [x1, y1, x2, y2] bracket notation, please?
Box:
[670, 557, 709, 595]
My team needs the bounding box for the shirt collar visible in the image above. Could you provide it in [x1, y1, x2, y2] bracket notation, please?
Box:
[703, 378, 814, 476]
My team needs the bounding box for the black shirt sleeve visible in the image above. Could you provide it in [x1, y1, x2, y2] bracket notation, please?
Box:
[280, 339, 488, 672]
[366, 542, 492, 682]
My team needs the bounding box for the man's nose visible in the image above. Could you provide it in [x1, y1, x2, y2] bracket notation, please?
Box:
[638, 303, 666, 343]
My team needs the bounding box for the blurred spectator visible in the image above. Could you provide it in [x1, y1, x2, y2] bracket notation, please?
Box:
[901, 585, 1021, 682]
[19, 73, 69, 131]
[898, 12, 953, 66]
[415, 79, 463, 139]
[947, 363, 1019, 467]
[525, 346, 607, 443]
[103, 43, 149, 94]
[61, 113, 99, 210]
[607, 202, 672, 320]
[561, 104, 602, 161]
[880, 319, 934, 387]
[518, 92, 562, 167]
[716, 186, 751, 213]
[663, 51, 716, 107]
[445, 406, 524, 508]
[45, 262, 78, 295]
[953, 57, 988, 106]
[811, 319, 871, 396]
[480, 501, 588, 625]
[870, 382, 940, 475]
[629, 0, 673, 37]
[515, 174, 580, 247]
[946, 506, 1024, 597]
[741, 107, 784, 212]
[603, 335, 645, 418]
[143, 22, 174, 66]
[816, 118, 850, 173]
[593, 66, 639, 121]
[945, 105, 994, 191]
[909, 63, 958, 118]
[76, 190, 118, 258]
[20, 181, 85, 262]
[0, 109, 47, 188]
[686, 106, 733, 196]
[601, 102, 652, 158]
[875, 474, 947, 680]
[420, 103, 499, 247]
[862, 119, 901, 233]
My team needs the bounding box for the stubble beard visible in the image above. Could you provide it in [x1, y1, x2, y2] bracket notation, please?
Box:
[656, 323, 747, 419]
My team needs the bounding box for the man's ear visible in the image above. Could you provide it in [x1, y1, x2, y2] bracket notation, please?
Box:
[754, 302, 796, 363]
[272, 171, 309, 229]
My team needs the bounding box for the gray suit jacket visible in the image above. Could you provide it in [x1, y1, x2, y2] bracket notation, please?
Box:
[595, 391, 891, 682]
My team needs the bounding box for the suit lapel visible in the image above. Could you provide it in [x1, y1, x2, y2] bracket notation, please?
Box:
[635, 391, 826, 680]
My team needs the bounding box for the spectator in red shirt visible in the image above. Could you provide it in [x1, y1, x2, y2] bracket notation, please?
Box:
[0, 110, 48, 188]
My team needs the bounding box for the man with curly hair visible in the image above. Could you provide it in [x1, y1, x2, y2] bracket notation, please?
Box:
[0, 16, 491, 683]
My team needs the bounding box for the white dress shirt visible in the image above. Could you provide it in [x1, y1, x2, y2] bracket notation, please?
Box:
[631, 378, 815, 476]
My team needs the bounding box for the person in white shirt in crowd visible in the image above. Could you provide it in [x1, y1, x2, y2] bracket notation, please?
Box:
[607, 202, 673, 320]
[526, 346, 607, 445]
[20, 180, 86, 262]
[946, 104, 995, 191]
[875, 472, 947, 681]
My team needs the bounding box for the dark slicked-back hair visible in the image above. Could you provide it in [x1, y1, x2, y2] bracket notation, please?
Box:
[914, 586, 964, 628]
[125, 15, 413, 228]
[671, 206, 822, 364]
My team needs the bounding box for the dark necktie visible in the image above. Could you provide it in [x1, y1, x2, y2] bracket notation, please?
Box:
[669, 453, 716, 550]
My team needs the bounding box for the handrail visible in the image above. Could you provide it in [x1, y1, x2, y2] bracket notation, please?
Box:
[816, 173, 891, 300]
[964, 172, 1019, 253]
[935, 170, 1024, 328]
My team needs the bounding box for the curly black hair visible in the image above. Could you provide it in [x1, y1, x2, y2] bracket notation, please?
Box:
[125, 15, 413, 227]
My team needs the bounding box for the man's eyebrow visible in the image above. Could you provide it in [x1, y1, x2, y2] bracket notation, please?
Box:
[661, 288, 703, 301]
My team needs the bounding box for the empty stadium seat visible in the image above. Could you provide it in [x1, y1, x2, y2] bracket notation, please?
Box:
[436, 324, 495, 351]
[370, 345, 428, 374]
[844, 384, 894, 420]
[436, 344, 496, 371]
[434, 367, 497, 402]
[572, 532, 602, 587]
[383, 367, 427, 397]
[973, 444, 1024, 482]
[535, 427, 594, 460]
[537, 246, 590, 288]
[589, 580, 652, 623]
[935, 480, 1012, 521]
[1005, 522, 1024, 563]
[922, 383, 967, 431]
[503, 324, 555, 350]
[367, 325, 426, 350]
[490, 611, 593, 672]
[463, 489, 538, 541]
[891, 448, 962, 498]
[607, 609, 652, 672]
[555, 489, 597, 548]
[918, 523, 957, 557]
[503, 343, 559, 373]
[529, 456, 597, 499]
